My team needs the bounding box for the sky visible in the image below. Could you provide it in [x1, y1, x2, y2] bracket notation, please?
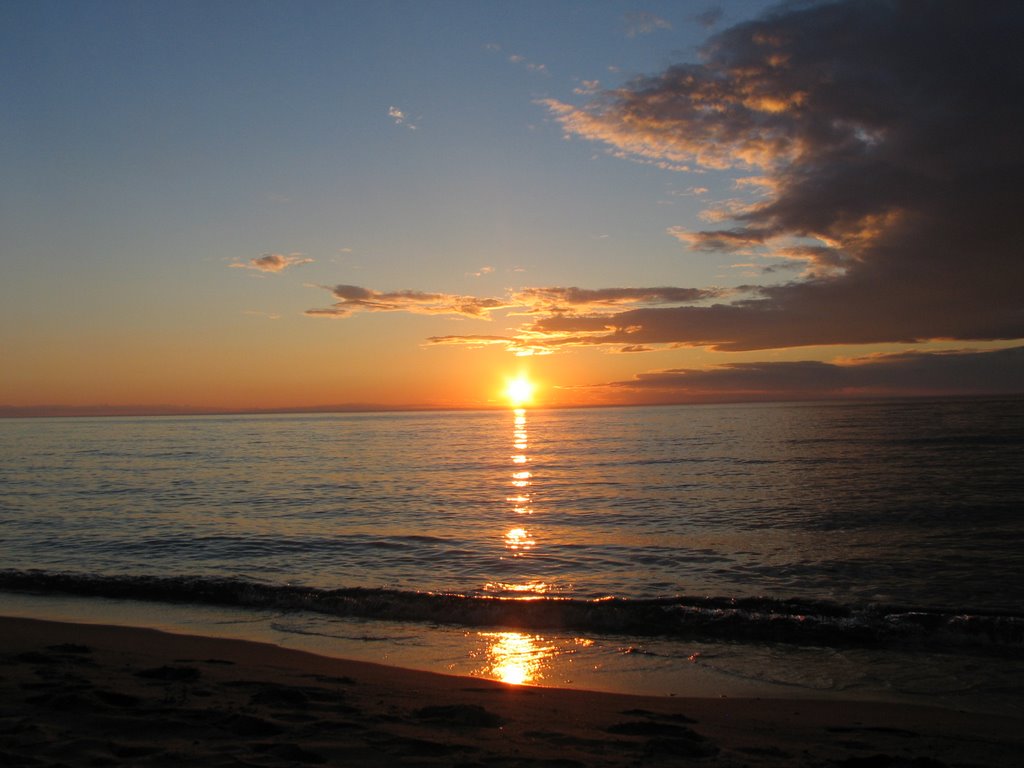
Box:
[2, 0, 1023, 414]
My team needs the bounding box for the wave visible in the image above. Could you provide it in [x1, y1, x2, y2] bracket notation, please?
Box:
[1, 569, 1021, 652]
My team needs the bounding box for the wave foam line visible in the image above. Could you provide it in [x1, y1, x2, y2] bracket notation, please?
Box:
[1, 569, 1021, 651]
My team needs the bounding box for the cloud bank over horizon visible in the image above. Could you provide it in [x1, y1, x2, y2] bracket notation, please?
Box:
[593, 346, 1024, 403]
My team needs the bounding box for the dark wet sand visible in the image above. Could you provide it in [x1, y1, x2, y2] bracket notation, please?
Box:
[1, 615, 1020, 767]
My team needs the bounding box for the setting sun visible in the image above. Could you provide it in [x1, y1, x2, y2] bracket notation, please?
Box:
[504, 376, 535, 407]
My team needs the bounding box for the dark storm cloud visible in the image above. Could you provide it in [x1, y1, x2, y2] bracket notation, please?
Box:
[541, 0, 1024, 351]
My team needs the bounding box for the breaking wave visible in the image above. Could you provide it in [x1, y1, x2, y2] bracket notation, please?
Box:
[2, 569, 1020, 652]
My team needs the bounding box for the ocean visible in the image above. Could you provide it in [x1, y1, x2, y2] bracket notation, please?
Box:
[2, 398, 1022, 713]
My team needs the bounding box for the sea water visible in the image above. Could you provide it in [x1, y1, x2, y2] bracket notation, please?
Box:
[2, 399, 1022, 712]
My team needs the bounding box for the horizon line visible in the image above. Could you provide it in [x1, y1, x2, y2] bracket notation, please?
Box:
[3, 390, 1022, 419]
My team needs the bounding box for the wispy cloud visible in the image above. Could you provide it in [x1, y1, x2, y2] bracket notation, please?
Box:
[512, 286, 722, 313]
[230, 253, 313, 273]
[307, 283, 717, 321]
[536, 0, 1024, 352]
[692, 7, 723, 29]
[507, 53, 548, 75]
[573, 79, 600, 96]
[388, 105, 417, 130]
[624, 12, 672, 38]
[424, 333, 561, 358]
[307, 282, 721, 354]
[305, 284, 514, 319]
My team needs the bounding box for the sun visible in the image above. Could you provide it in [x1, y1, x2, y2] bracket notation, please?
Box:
[504, 375, 535, 407]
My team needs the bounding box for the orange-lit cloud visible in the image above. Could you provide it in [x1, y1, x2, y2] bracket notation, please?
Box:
[230, 253, 313, 273]
[307, 284, 717, 322]
[512, 285, 722, 313]
[305, 284, 514, 319]
[309, 283, 723, 354]
[388, 105, 417, 130]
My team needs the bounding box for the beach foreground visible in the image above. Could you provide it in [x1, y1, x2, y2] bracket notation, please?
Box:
[1, 616, 1020, 767]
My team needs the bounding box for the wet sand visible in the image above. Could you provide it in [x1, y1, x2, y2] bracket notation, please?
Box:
[1, 615, 1020, 767]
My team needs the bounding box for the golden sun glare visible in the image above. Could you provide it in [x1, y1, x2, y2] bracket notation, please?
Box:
[504, 376, 535, 407]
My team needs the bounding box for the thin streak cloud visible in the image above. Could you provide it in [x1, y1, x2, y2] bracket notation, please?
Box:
[306, 285, 514, 319]
[306, 283, 720, 324]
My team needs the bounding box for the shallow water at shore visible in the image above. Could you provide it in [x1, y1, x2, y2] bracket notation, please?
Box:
[4, 591, 1021, 716]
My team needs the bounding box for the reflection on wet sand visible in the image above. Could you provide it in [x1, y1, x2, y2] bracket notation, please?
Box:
[471, 630, 594, 686]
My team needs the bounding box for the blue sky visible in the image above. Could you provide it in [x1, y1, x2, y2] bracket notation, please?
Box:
[3, 1, 1022, 412]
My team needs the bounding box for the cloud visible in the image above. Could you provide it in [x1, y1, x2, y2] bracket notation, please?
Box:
[538, 0, 1024, 351]
[666, 226, 769, 253]
[305, 284, 514, 319]
[307, 283, 719, 353]
[306, 283, 715, 321]
[230, 253, 313, 273]
[425, 334, 559, 357]
[599, 347, 1024, 401]
[508, 54, 548, 74]
[693, 7, 723, 29]
[625, 12, 672, 38]
[388, 105, 417, 130]
[512, 286, 723, 313]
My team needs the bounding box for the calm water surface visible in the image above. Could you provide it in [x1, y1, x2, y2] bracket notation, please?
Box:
[3, 399, 1021, 607]
[2, 399, 1022, 709]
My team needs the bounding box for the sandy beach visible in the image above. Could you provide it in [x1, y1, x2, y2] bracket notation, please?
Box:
[1, 615, 1020, 767]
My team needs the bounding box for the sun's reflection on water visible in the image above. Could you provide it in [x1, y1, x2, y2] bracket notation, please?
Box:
[510, 470, 531, 487]
[504, 526, 535, 553]
[472, 408, 597, 686]
[505, 407, 536, 555]
[483, 580, 551, 595]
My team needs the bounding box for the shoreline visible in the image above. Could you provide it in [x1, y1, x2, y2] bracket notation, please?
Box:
[2, 615, 1021, 767]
